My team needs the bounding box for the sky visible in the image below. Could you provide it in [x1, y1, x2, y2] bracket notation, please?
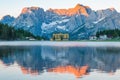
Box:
[0, 0, 120, 19]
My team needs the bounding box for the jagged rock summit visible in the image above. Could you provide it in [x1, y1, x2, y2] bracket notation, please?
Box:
[48, 4, 92, 16]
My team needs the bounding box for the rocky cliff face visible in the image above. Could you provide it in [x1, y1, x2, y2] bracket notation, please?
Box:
[0, 4, 120, 39]
[12, 7, 45, 36]
[48, 4, 92, 16]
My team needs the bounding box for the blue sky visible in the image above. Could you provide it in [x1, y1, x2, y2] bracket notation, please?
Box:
[0, 0, 120, 19]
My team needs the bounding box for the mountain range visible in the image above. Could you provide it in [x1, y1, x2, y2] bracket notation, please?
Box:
[0, 4, 120, 40]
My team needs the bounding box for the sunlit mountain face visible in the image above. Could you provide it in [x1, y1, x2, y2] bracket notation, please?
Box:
[48, 4, 91, 16]
[0, 45, 120, 79]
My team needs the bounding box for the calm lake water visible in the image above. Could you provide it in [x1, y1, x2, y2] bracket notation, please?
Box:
[0, 41, 120, 80]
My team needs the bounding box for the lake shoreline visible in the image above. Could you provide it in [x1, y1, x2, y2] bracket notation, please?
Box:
[0, 41, 120, 47]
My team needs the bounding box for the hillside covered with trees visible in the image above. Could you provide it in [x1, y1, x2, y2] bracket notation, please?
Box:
[0, 23, 43, 40]
[96, 29, 120, 38]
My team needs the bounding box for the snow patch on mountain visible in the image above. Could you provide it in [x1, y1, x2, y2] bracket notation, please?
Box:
[58, 19, 69, 23]
[41, 22, 56, 30]
[57, 26, 66, 30]
[41, 19, 69, 31]
[93, 17, 105, 24]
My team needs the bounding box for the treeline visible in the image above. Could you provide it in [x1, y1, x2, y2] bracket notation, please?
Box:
[96, 29, 120, 38]
[0, 23, 43, 40]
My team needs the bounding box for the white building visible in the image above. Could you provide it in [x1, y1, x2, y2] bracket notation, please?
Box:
[89, 35, 97, 40]
[99, 35, 107, 40]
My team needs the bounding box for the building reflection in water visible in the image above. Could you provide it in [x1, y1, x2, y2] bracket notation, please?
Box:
[0, 46, 120, 78]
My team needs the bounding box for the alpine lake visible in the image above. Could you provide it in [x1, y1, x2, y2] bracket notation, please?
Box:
[0, 41, 120, 80]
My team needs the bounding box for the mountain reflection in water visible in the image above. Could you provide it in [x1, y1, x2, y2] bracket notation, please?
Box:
[48, 65, 89, 78]
[0, 46, 120, 79]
